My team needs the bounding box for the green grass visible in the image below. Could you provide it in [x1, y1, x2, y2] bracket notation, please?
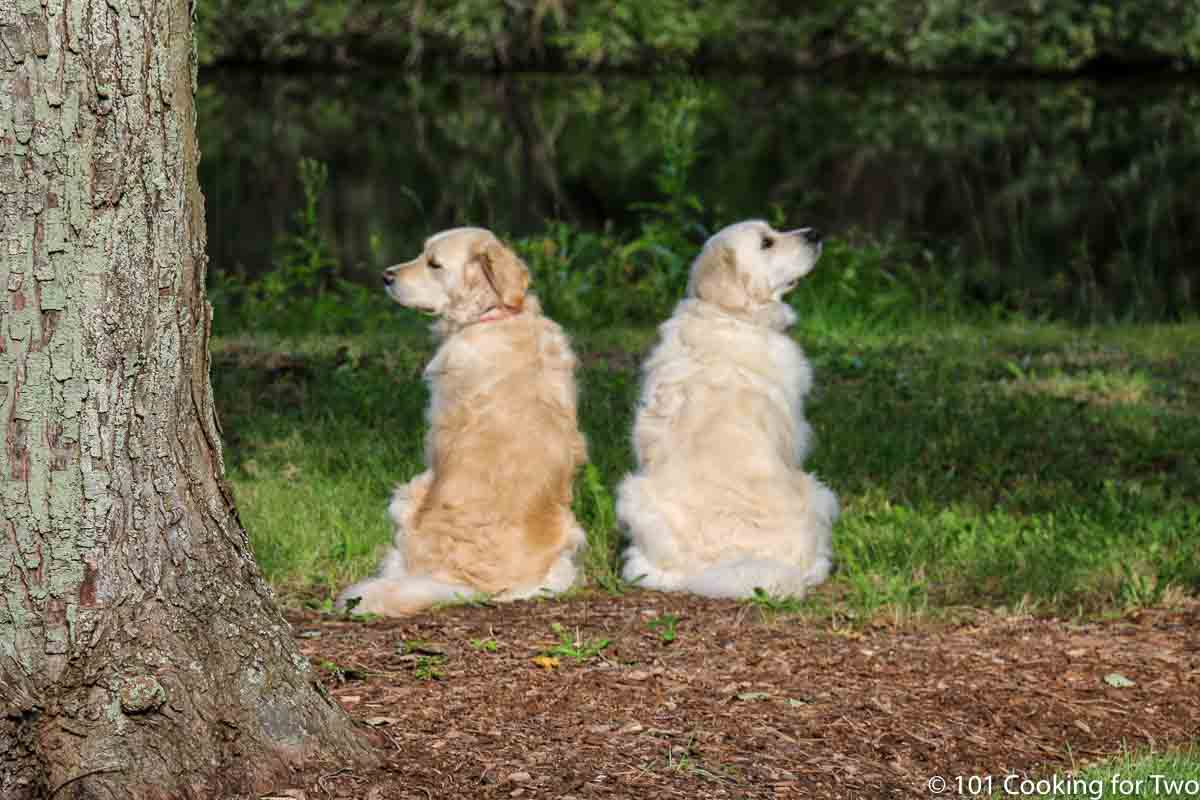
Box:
[412, 656, 446, 681]
[469, 637, 499, 652]
[210, 299, 1200, 617]
[646, 613, 680, 643]
[1005, 745, 1200, 799]
[542, 623, 611, 663]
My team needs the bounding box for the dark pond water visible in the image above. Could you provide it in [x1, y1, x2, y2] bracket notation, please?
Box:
[197, 70, 1200, 320]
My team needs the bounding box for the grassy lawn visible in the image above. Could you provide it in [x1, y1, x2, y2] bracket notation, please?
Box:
[211, 309, 1200, 618]
[203, 75, 1200, 790]
[1016, 746, 1200, 799]
[210, 283, 1200, 790]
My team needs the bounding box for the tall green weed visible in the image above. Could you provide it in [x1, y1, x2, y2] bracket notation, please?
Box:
[517, 83, 715, 327]
[209, 158, 390, 337]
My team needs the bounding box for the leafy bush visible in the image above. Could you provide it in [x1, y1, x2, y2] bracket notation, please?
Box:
[210, 86, 975, 337]
[196, 0, 1200, 72]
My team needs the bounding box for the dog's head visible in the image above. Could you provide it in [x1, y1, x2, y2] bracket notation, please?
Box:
[687, 220, 823, 319]
[382, 227, 531, 327]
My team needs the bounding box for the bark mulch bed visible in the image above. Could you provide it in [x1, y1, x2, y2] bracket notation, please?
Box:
[265, 595, 1198, 799]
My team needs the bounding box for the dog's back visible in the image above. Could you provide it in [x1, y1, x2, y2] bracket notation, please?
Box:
[403, 308, 585, 594]
[339, 229, 588, 616]
[618, 300, 836, 597]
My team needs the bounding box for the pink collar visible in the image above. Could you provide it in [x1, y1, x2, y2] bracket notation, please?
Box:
[476, 306, 520, 324]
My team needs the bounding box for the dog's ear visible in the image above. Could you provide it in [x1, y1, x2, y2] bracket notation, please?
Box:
[477, 240, 530, 311]
[689, 244, 747, 311]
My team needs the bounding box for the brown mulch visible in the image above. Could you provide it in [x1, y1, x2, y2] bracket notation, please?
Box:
[272, 595, 1199, 800]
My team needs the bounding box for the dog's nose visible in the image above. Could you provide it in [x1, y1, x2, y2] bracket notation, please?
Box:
[801, 228, 823, 245]
[382, 270, 394, 286]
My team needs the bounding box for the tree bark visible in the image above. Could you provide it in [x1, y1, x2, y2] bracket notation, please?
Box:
[0, 2, 370, 797]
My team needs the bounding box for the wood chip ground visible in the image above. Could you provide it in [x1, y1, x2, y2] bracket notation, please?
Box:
[262, 595, 1198, 799]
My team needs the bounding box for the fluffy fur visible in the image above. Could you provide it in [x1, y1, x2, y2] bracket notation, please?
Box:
[616, 220, 838, 598]
[338, 228, 588, 616]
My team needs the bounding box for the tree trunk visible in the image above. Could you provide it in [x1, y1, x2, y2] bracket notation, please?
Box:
[0, 2, 370, 797]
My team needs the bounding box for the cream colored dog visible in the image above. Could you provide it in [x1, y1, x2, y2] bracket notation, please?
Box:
[338, 228, 588, 615]
[616, 220, 838, 598]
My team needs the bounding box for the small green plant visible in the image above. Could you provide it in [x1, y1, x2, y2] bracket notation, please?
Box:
[337, 595, 382, 623]
[413, 655, 446, 681]
[318, 659, 364, 683]
[304, 595, 336, 613]
[469, 637, 499, 652]
[399, 639, 445, 656]
[646, 613, 680, 644]
[1118, 564, 1165, 609]
[543, 622, 611, 662]
[745, 588, 808, 615]
[664, 734, 737, 784]
[667, 740, 696, 773]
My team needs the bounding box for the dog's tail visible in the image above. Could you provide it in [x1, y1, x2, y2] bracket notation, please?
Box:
[679, 557, 833, 599]
[334, 472, 467, 616]
[617, 474, 687, 591]
[617, 470, 838, 600]
[335, 572, 471, 616]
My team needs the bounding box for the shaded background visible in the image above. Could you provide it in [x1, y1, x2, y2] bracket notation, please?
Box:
[195, 0, 1200, 321]
[199, 72, 1199, 320]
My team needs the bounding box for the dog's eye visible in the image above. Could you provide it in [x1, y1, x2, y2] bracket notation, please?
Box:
[428, 258, 443, 270]
[760, 236, 775, 250]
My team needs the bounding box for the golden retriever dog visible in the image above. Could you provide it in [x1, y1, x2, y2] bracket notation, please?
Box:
[337, 228, 588, 615]
[616, 220, 838, 598]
